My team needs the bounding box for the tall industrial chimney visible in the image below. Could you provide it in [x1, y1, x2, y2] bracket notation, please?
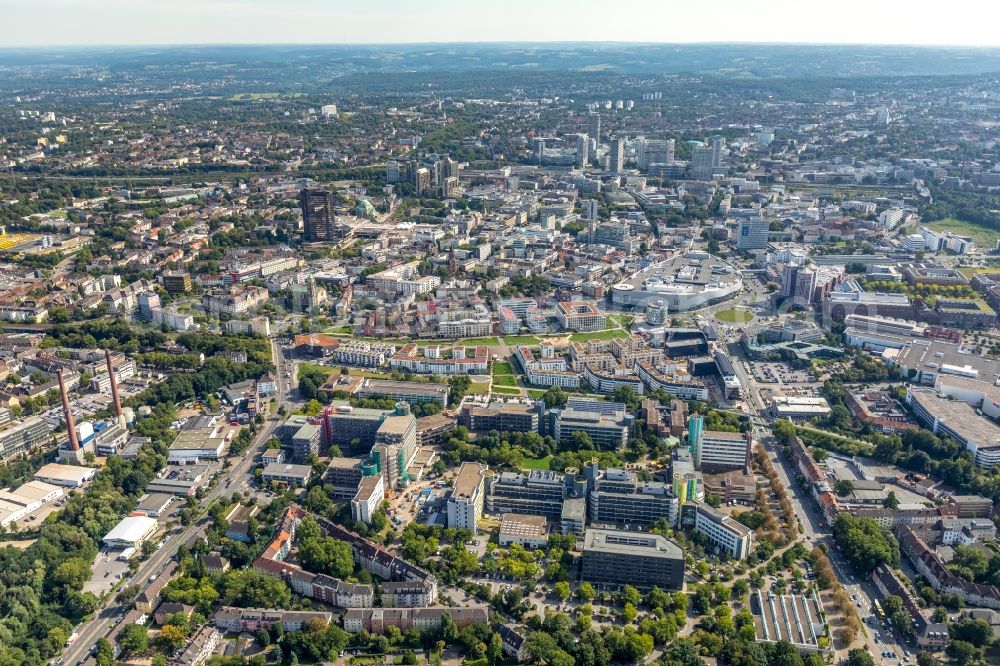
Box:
[105, 350, 125, 428]
[58, 369, 79, 451]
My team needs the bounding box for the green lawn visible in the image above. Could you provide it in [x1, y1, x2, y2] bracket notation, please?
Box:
[298, 362, 337, 376]
[521, 455, 553, 471]
[491, 386, 521, 395]
[324, 325, 354, 335]
[715, 309, 755, 324]
[503, 335, 541, 345]
[454, 337, 501, 346]
[922, 217, 1000, 249]
[569, 329, 629, 342]
[493, 361, 514, 375]
[526, 389, 548, 399]
[608, 314, 634, 329]
[492, 375, 518, 388]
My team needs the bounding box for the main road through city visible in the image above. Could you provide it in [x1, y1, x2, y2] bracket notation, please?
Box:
[61, 336, 297, 666]
[730, 330, 907, 665]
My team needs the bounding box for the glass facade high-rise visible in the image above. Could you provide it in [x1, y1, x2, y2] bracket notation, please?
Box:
[299, 188, 337, 242]
[688, 415, 704, 467]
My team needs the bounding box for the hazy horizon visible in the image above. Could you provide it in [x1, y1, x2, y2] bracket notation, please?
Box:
[1, 0, 999, 48]
[3, 40, 1000, 51]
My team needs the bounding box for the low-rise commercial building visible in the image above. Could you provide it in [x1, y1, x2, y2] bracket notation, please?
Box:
[33, 462, 96, 487]
[167, 425, 227, 464]
[261, 463, 313, 487]
[135, 492, 175, 518]
[498, 514, 550, 548]
[350, 378, 449, 406]
[768, 396, 832, 420]
[103, 515, 158, 549]
[751, 590, 829, 654]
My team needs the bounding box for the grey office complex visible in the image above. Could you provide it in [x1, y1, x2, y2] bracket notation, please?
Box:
[291, 424, 321, 464]
[486, 470, 571, 522]
[552, 408, 632, 450]
[581, 528, 685, 590]
[322, 403, 391, 453]
[459, 402, 540, 434]
[588, 468, 676, 529]
[0, 417, 52, 462]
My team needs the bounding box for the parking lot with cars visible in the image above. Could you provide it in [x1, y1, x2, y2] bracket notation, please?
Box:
[750, 360, 818, 385]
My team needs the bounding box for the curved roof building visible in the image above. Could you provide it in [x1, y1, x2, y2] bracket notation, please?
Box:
[612, 252, 742, 311]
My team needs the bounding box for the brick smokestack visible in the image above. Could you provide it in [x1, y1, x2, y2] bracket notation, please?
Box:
[58, 369, 79, 450]
[106, 349, 123, 421]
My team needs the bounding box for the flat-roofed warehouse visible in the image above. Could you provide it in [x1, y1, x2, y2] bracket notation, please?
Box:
[167, 423, 228, 464]
[103, 515, 158, 549]
[769, 396, 832, 420]
[0, 480, 62, 526]
[884, 337, 1000, 386]
[34, 462, 97, 487]
[135, 492, 175, 517]
[0, 480, 62, 510]
[907, 388, 1000, 468]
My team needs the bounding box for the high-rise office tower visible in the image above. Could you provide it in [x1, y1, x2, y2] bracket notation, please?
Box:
[793, 268, 818, 308]
[576, 134, 590, 167]
[782, 263, 800, 299]
[689, 145, 715, 180]
[736, 218, 769, 250]
[413, 167, 430, 195]
[711, 135, 724, 168]
[386, 161, 400, 184]
[637, 138, 675, 171]
[588, 112, 601, 143]
[610, 138, 625, 174]
[299, 188, 337, 242]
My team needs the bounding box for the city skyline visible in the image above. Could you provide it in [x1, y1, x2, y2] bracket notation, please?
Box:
[1, 0, 998, 48]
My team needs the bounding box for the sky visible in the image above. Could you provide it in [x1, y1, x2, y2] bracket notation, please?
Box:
[1, 0, 998, 48]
